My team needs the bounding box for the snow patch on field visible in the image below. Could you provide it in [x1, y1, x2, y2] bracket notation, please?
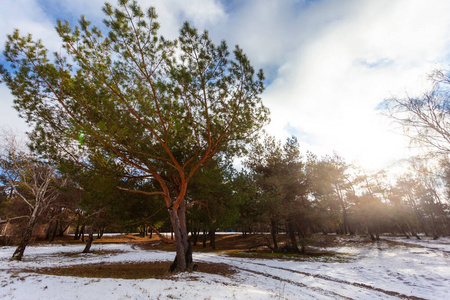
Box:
[1, 237, 449, 299]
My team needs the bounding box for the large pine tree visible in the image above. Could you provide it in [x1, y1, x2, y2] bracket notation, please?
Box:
[0, 0, 268, 271]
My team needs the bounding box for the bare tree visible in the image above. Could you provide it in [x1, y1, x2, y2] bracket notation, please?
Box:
[0, 132, 64, 260]
[383, 70, 450, 154]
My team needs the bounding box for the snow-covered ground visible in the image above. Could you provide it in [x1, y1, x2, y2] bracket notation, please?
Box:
[1, 236, 449, 299]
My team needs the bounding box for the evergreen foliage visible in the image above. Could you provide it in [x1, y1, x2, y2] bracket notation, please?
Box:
[0, 0, 268, 270]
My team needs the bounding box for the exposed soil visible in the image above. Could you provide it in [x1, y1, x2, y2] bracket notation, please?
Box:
[26, 261, 237, 279]
[60, 249, 126, 257]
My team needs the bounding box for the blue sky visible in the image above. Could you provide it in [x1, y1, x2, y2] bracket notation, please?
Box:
[1, 0, 450, 171]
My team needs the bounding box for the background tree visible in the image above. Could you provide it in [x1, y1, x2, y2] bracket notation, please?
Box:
[352, 170, 391, 240]
[384, 69, 450, 154]
[0, 0, 268, 271]
[232, 171, 260, 236]
[187, 158, 239, 249]
[0, 133, 64, 260]
[246, 135, 307, 252]
[382, 68, 450, 238]
[61, 159, 120, 253]
[42, 184, 78, 243]
[306, 153, 356, 235]
[410, 160, 450, 237]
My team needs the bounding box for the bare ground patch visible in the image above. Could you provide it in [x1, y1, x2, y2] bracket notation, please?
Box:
[137, 234, 352, 261]
[60, 249, 126, 257]
[24, 261, 236, 279]
[227, 250, 353, 262]
[32, 234, 158, 245]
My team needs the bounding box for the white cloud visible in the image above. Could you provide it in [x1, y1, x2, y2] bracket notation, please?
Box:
[0, 0, 61, 52]
[0, 85, 29, 134]
[254, 0, 450, 169]
[0, 0, 56, 135]
[212, 0, 300, 66]
[1, 0, 450, 171]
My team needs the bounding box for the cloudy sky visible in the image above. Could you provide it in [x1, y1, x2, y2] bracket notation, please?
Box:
[1, 0, 450, 170]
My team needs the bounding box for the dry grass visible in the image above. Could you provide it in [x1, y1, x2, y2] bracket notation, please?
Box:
[34, 234, 159, 245]
[16, 233, 361, 280]
[137, 233, 343, 257]
[32, 232, 354, 263]
[137, 234, 272, 253]
[227, 250, 352, 263]
[60, 249, 126, 257]
[27, 261, 236, 279]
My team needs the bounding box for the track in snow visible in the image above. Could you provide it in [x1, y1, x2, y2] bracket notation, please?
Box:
[211, 256, 426, 300]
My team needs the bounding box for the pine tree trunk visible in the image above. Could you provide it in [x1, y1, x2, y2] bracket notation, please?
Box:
[49, 220, 58, 242]
[430, 213, 440, 239]
[81, 224, 85, 242]
[168, 208, 187, 272]
[210, 229, 216, 250]
[192, 230, 198, 246]
[270, 219, 278, 250]
[179, 201, 190, 258]
[45, 220, 53, 240]
[82, 227, 95, 253]
[202, 229, 207, 248]
[368, 226, 376, 241]
[74, 223, 80, 240]
[396, 223, 410, 239]
[342, 204, 350, 235]
[287, 219, 299, 252]
[59, 223, 70, 236]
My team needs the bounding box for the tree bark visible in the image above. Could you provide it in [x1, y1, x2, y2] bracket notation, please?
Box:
[80, 224, 85, 242]
[202, 229, 207, 248]
[209, 229, 216, 250]
[270, 219, 278, 250]
[192, 230, 198, 246]
[12, 207, 39, 261]
[59, 222, 70, 236]
[396, 223, 410, 239]
[287, 219, 299, 252]
[82, 226, 95, 253]
[45, 219, 53, 240]
[74, 223, 80, 240]
[179, 201, 189, 252]
[97, 224, 105, 239]
[83, 217, 100, 254]
[49, 219, 58, 242]
[367, 225, 376, 241]
[168, 208, 187, 272]
[341, 203, 350, 234]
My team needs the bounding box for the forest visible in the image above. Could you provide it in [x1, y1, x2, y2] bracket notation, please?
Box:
[0, 0, 450, 278]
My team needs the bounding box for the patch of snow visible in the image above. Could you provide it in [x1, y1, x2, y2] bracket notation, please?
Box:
[1, 237, 449, 299]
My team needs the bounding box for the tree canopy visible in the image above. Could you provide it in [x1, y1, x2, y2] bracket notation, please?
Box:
[0, 0, 269, 270]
